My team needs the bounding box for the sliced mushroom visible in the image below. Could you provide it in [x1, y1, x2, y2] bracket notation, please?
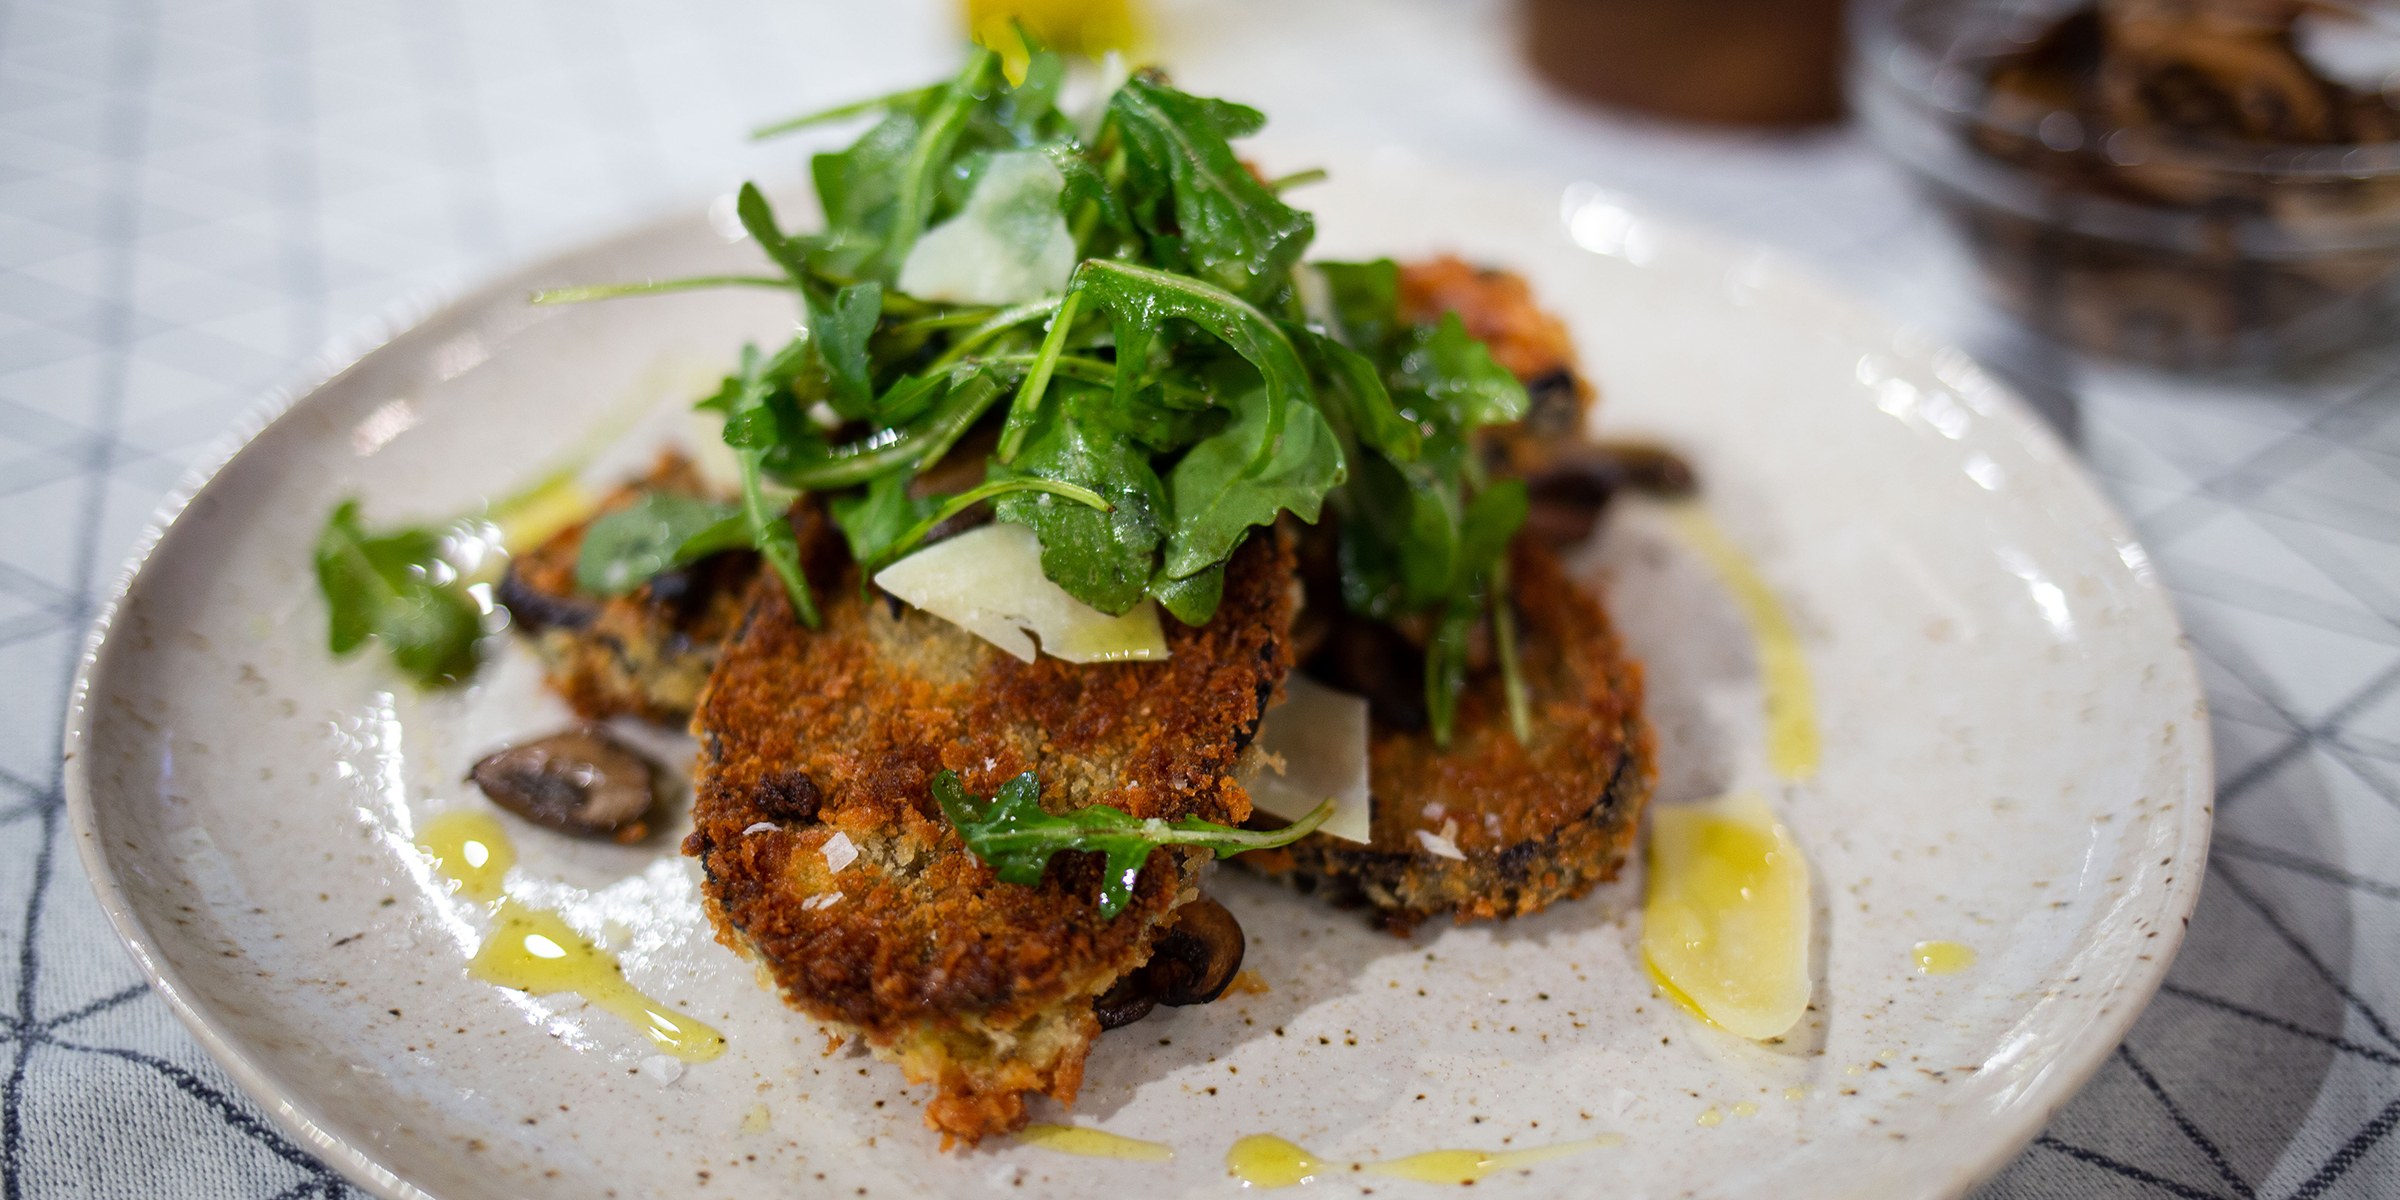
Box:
[469, 726, 659, 843]
[1146, 896, 1247, 1007]
[1089, 895, 1248, 1029]
[1520, 440, 1701, 548]
[1092, 973, 1158, 1030]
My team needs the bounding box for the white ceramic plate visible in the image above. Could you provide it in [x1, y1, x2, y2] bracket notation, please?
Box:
[64, 156, 2210, 1200]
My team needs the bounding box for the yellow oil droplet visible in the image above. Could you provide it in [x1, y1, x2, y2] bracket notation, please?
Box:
[741, 1104, 771, 1135]
[1225, 1134, 1620, 1188]
[1696, 1109, 1724, 1127]
[1731, 1102, 1759, 1117]
[1226, 1135, 1322, 1188]
[1785, 1086, 1809, 1101]
[420, 815, 724, 1062]
[1017, 1124, 1173, 1162]
[1669, 505, 1818, 781]
[1844, 1064, 1865, 1077]
[1913, 940, 1978, 975]
[419, 810, 514, 901]
[1642, 791, 1812, 1039]
[1877, 1048, 1898, 1062]
[471, 901, 726, 1062]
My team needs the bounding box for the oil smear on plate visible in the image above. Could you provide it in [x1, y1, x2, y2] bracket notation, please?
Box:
[419, 809, 726, 1062]
[1223, 1132, 1624, 1188]
[1643, 791, 1812, 1040]
[1644, 504, 1818, 1040]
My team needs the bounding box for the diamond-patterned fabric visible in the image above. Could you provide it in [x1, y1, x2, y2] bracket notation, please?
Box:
[1, 1, 2393, 1197]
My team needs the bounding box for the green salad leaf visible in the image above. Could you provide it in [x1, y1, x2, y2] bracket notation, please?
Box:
[313, 502, 481, 688]
[575, 492, 742, 595]
[932, 768, 1333, 918]
[495, 48, 1547, 740]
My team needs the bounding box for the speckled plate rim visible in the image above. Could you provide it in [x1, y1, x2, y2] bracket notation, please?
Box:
[60, 174, 2213, 1200]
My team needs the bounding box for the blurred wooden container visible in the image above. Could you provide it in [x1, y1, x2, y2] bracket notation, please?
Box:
[1523, 0, 1847, 127]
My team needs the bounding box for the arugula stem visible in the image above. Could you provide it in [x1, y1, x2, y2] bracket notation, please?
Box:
[928, 298, 1060, 368]
[1265, 167, 1329, 193]
[859, 477, 1111, 578]
[749, 85, 937, 140]
[889, 306, 1003, 336]
[773, 371, 1007, 491]
[996, 288, 1081, 463]
[1490, 559, 1533, 747]
[883, 50, 995, 277]
[529, 276, 791, 305]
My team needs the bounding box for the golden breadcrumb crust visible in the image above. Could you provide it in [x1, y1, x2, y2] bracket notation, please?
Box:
[684, 517, 1295, 1145]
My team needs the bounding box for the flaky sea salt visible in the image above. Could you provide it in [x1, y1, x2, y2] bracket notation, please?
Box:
[822, 831, 858, 873]
[1414, 829, 1466, 861]
[640, 1055, 684, 1086]
[741, 821, 776, 836]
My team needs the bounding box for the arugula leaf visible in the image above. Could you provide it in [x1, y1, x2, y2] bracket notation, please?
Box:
[1148, 562, 1223, 626]
[1396, 310, 1530, 431]
[992, 386, 1167, 614]
[773, 367, 1006, 491]
[811, 281, 884, 418]
[1293, 326, 1419, 462]
[574, 492, 741, 595]
[880, 49, 997, 280]
[1313, 259, 1402, 353]
[1423, 480, 1528, 745]
[313, 501, 481, 688]
[721, 339, 823, 628]
[1068, 259, 1319, 479]
[1160, 378, 1343, 591]
[931, 769, 1333, 918]
[828, 471, 933, 566]
[1107, 77, 1314, 305]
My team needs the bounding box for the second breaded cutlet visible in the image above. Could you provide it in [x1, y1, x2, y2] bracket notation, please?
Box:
[1241, 258, 1655, 932]
[498, 453, 757, 723]
[684, 514, 1295, 1146]
[1250, 537, 1652, 933]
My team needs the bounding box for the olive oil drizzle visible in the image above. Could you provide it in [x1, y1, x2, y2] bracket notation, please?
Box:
[417, 810, 726, 1062]
[1223, 1132, 1622, 1188]
[1015, 1124, 1174, 1161]
[1667, 504, 1819, 781]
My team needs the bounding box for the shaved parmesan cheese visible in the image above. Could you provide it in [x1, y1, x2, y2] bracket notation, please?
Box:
[872, 522, 1170, 664]
[1239, 674, 1372, 844]
[895, 150, 1076, 305]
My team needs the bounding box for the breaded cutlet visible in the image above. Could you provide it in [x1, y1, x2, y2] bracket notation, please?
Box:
[498, 453, 757, 723]
[683, 514, 1296, 1146]
[1242, 260, 1655, 932]
[1250, 537, 1652, 933]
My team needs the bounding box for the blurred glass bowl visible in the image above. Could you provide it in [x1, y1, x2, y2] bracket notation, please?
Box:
[1854, 0, 2400, 371]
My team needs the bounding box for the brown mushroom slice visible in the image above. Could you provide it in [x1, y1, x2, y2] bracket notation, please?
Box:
[1087, 895, 1248, 1028]
[1144, 896, 1247, 1007]
[1520, 440, 1700, 548]
[469, 726, 660, 844]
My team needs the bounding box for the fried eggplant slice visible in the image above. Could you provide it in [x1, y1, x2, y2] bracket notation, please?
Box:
[1253, 537, 1653, 933]
[684, 517, 1296, 1147]
[497, 453, 757, 723]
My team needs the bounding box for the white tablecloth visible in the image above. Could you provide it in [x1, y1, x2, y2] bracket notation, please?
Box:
[1, 1, 2393, 1195]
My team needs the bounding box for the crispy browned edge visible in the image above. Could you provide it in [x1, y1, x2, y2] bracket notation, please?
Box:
[683, 515, 1295, 1145]
[1246, 538, 1653, 932]
[499, 453, 757, 722]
